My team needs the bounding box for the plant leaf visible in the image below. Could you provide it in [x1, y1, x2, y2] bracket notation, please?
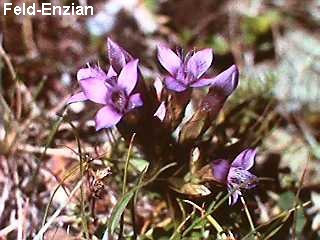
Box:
[108, 190, 135, 235]
[107, 162, 176, 236]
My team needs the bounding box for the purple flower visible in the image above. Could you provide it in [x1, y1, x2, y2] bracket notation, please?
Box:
[200, 64, 239, 118]
[211, 149, 258, 205]
[209, 64, 239, 97]
[68, 59, 143, 130]
[157, 45, 214, 92]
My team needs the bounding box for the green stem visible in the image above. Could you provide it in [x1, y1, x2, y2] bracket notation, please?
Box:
[241, 201, 311, 240]
[122, 133, 136, 195]
[182, 200, 228, 239]
[119, 133, 136, 239]
[31, 113, 65, 186]
[240, 195, 256, 237]
[182, 191, 232, 236]
[206, 215, 224, 234]
[170, 209, 195, 240]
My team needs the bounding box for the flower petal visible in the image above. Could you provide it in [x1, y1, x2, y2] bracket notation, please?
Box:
[211, 159, 230, 184]
[154, 101, 166, 121]
[187, 48, 213, 79]
[157, 45, 182, 76]
[67, 92, 87, 104]
[210, 64, 239, 97]
[76, 66, 110, 104]
[228, 188, 241, 205]
[95, 105, 122, 131]
[154, 78, 163, 100]
[128, 93, 143, 110]
[107, 38, 127, 73]
[105, 66, 118, 86]
[106, 66, 117, 78]
[77, 66, 107, 82]
[117, 59, 139, 95]
[231, 149, 257, 170]
[228, 167, 258, 189]
[164, 76, 187, 92]
[79, 77, 109, 104]
[190, 78, 215, 88]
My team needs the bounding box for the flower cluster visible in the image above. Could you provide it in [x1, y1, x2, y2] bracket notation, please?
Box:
[67, 39, 258, 204]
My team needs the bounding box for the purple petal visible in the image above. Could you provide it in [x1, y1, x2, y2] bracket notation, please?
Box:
[187, 48, 213, 79]
[107, 66, 117, 78]
[210, 65, 239, 97]
[154, 101, 166, 121]
[107, 38, 127, 73]
[67, 92, 87, 104]
[164, 76, 187, 92]
[117, 59, 139, 95]
[228, 188, 241, 205]
[77, 66, 107, 82]
[107, 38, 133, 68]
[228, 167, 258, 189]
[157, 45, 182, 76]
[211, 159, 230, 184]
[79, 77, 109, 104]
[128, 93, 143, 110]
[95, 105, 122, 131]
[231, 149, 257, 170]
[190, 78, 215, 88]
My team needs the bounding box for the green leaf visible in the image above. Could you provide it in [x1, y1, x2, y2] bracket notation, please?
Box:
[295, 208, 306, 236]
[107, 162, 176, 236]
[108, 165, 149, 236]
[278, 191, 295, 210]
[108, 190, 135, 235]
[130, 158, 149, 172]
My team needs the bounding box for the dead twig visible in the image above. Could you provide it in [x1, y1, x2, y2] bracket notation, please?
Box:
[0, 36, 22, 120]
[0, 220, 18, 237]
[0, 157, 12, 219]
[16, 144, 96, 160]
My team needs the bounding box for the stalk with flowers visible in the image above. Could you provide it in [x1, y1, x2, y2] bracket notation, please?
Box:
[67, 38, 259, 238]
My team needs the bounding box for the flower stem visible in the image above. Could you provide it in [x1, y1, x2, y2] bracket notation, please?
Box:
[240, 195, 257, 237]
[206, 215, 226, 237]
[118, 133, 136, 239]
[122, 133, 136, 195]
[182, 199, 228, 239]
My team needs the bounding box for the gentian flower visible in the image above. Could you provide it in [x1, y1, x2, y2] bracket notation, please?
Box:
[211, 149, 258, 205]
[201, 64, 239, 118]
[209, 64, 239, 97]
[179, 64, 239, 143]
[67, 59, 143, 130]
[157, 45, 214, 92]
